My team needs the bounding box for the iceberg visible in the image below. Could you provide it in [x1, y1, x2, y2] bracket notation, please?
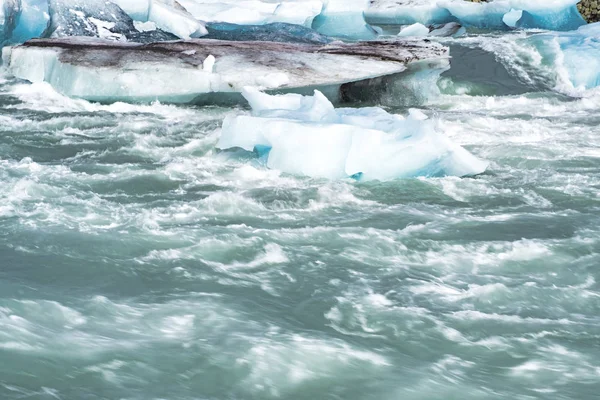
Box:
[526, 22, 600, 92]
[2, 37, 447, 103]
[365, 0, 586, 31]
[47, 0, 138, 40]
[111, 0, 207, 39]
[175, 0, 323, 27]
[204, 22, 332, 45]
[44, 0, 184, 43]
[311, 0, 378, 40]
[217, 88, 488, 180]
[0, 0, 49, 45]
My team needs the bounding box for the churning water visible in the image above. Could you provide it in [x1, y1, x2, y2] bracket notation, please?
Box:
[1, 32, 600, 399]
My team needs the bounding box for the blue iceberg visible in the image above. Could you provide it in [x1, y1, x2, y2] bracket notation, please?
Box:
[527, 22, 600, 92]
[1, 0, 49, 45]
[365, 0, 587, 31]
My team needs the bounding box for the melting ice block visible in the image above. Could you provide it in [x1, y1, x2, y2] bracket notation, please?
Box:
[3, 37, 447, 103]
[217, 88, 488, 180]
[365, 0, 585, 31]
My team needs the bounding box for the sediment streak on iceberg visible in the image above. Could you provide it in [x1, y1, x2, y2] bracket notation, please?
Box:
[217, 88, 488, 180]
[2, 37, 447, 103]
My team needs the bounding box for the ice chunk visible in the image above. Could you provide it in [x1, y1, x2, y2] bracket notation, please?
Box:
[429, 22, 465, 37]
[204, 22, 332, 44]
[366, 0, 454, 26]
[10, 0, 50, 44]
[147, 0, 207, 39]
[0, 0, 50, 45]
[526, 22, 600, 92]
[514, 2, 585, 31]
[365, 0, 585, 31]
[398, 23, 430, 37]
[4, 37, 447, 103]
[45, 0, 188, 42]
[311, 0, 378, 39]
[502, 9, 522, 28]
[112, 0, 207, 39]
[177, 0, 323, 27]
[217, 88, 488, 180]
[47, 0, 136, 39]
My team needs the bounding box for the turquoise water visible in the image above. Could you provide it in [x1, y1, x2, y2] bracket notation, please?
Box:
[1, 38, 600, 399]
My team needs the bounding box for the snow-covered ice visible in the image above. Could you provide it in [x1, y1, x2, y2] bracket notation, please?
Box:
[217, 88, 488, 180]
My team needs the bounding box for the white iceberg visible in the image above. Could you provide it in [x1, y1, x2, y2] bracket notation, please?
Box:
[175, 0, 323, 27]
[217, 88, 488, 180]
[398, 23, 430, 37]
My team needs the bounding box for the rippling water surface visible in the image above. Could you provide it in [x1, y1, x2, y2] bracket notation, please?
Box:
[1, 33, 600, 400]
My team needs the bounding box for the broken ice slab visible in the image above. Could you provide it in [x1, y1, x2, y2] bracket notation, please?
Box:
[2, 37, 448, 104]
[217, 88, 488, 180]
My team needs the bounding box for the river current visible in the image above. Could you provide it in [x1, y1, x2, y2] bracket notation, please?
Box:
[1, 32, 599, 399]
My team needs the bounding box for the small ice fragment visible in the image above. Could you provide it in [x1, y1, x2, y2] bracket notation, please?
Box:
[203, 55, 215, 73]
[398, 23, 430, 37]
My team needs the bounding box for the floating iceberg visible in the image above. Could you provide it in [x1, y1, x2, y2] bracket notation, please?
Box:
[365, 0, 586, 31]
[176, 0, 323, 27]
[204, 22, 332, 45]
[2, 37, 447, 103]
[526, 22, 600, 92]
[217, 88, 488, 180]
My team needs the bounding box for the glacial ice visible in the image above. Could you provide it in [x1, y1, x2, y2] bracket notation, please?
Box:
[0, 0, 205, 45]
[526, 22, 600, 92]
[176, 0, 323, 27]
[365, 0, 586, 31]
[112, 0, 207, 39]
[311, 0, 378, 39]
[217, 88, 488, 180]
[0, 0, 50, 45]
[204, 22, 332, 45]
[3, 38, 446, 103]
[398, 23, 430, 37]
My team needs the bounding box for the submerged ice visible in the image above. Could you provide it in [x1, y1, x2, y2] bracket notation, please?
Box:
[217, 88, 488, 180]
